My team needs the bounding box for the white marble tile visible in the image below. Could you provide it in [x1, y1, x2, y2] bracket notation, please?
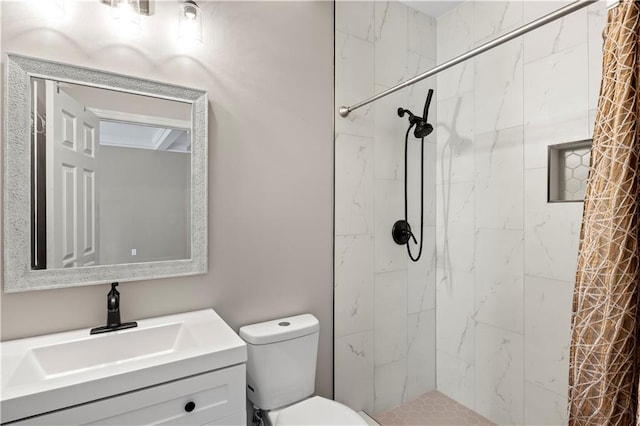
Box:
[474, 39, 523, 134]
[475, 323, 524, 425]
[524, 44, 589, 132]
[335, 133, 375, 236]
[408, 8, 436, 60]
[474, 0, 523, 45]
[436, 181, 475, 273]
[374, 84, 408, 181]
[436, 60, 474, 101]
[475, 126, 524, 229]
[424, 141, 437, 226]
[436, 351, 475, 410]
[374, 270, 408, 366]
[374, 1, 408, 87]
[524, 168, 583, 282]
[587, 1, 606, 112]
[589, 108, 597, 138]
[335, 235, 375, 338]
[335, 30, 375, 138]
[524, 3, 587, 64]
[524, 275, 573, 397]
[407, 54, 437, 114]
[406, 309, 436, 401]
[523, 44, 590, 170]
[406, 133, 435, 231]
[436, 94, 475, 184]
[524, 114, 589, 170]
[407, 139, 437, 229]
[524, 381, 568, 426]
[374, 179, 408, 273]
[436, 1, 474, 63]
[374, 358, 408, 413]
[408, 226, 436, 314]
[336, 1, 375, 42]
[436, 268, 475, 362]
[475, 229, 525, 333]
[334, 332, 375, 413]
[522, 0, 573, 22]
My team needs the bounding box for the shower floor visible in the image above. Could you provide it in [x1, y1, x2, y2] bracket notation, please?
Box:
[374, 391, 495, 426]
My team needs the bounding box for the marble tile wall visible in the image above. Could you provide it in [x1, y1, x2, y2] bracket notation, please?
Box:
[335, 0, 437, 415]
[435, 1, 606, 425]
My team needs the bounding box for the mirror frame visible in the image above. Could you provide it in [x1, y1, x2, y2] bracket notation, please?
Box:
[3, 53, 208, 292]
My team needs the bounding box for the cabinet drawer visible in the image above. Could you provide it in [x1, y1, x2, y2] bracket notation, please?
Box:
[15, 365, 246, 425]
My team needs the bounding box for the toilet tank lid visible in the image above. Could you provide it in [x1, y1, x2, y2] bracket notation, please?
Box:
[239, 314, 319, 345]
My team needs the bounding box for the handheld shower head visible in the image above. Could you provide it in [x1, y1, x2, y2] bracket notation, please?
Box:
[414, 88, 435, 138]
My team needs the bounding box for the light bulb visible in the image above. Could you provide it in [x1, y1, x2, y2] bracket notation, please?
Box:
[178, 1, 202, 45]
[111, 0, 141, 37]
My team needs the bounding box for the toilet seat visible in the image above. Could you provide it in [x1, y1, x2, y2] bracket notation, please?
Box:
[268, 396, 367, 426]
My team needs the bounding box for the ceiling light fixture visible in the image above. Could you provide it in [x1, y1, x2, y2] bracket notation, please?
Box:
[178, 0, 202, 45]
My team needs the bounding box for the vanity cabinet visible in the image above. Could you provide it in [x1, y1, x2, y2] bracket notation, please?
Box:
[10, 365, 246, 425]
[1, 310, 247, 425]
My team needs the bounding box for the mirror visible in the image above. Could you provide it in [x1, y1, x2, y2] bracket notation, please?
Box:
[4, 53, 208, 292]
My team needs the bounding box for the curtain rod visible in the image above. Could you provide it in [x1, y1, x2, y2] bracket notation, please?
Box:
[338, 0, 598, 118]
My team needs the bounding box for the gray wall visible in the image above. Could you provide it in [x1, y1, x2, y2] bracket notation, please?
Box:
[99, 146, 191, 265]
[0, 1, 334, 397]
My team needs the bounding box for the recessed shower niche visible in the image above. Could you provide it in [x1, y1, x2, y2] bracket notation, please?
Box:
[548, 140, 593, 203]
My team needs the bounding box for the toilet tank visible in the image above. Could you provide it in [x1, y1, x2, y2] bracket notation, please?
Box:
[239, 314, 319, 410]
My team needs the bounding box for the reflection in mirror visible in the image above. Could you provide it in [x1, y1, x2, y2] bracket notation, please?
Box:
[30, 79, 192, 270]
[4, 53, 208, 292]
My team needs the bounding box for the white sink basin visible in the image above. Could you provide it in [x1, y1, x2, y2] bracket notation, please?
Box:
[8, 322, 197, 386]
[1, 309, 247, 424]
[32, 322, 193, 377]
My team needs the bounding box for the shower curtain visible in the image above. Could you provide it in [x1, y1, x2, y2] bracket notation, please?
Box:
[568, 1, 640, 424]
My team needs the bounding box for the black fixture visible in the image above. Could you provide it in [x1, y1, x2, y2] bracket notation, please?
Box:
[393, 89, 435, 262]
[392, 220, 415, 245]
[90, 282, 138, 335]
[397, 89, 434, 139]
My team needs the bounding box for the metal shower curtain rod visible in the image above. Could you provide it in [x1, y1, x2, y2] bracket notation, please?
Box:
[338, 0, 598, 118]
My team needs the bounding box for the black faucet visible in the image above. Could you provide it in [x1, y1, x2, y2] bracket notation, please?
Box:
[90, 282, 138, 335]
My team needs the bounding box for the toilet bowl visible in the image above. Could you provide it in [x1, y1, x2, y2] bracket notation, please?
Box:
[239, 314, 367, 426]
[266, 396, 366, 425]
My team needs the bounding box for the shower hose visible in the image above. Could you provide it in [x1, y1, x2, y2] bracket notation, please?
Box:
[403, 123, 424, 262]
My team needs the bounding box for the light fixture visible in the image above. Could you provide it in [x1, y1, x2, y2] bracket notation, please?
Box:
[39, 0, 65, 19]
[111, 0, 141, 37]
[178, 0, 202, 45]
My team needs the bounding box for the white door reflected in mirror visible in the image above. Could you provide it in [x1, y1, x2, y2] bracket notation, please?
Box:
[45, 81, 100, 269]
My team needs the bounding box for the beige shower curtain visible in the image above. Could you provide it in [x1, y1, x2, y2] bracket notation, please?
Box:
[568, 1, 640, 424]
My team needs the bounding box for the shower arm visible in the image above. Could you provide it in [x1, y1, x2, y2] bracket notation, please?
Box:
[338, 0, 597, 118]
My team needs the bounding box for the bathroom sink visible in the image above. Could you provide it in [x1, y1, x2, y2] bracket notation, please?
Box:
[24, 322, 194, 379]
[1, 309, 247, 424]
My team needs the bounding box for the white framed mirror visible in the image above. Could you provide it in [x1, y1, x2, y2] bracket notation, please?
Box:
[3, 53, 208, 292]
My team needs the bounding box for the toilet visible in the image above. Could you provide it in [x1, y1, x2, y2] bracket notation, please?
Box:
[239, 314, 367, 426]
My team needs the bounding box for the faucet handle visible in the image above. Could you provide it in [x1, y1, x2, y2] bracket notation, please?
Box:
[108, 282, 120, 312]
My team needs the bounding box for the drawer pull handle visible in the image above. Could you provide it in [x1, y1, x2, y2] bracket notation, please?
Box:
[185, 401, 196, 413]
